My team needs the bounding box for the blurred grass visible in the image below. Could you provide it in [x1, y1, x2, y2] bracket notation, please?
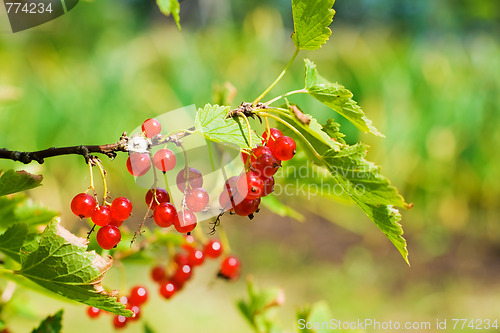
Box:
[1, 0, 500, 332]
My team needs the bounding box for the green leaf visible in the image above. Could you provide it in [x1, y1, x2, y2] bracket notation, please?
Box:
[261, 195, 305, 222]
[291, 0, 335, 50]
[323, 145, 410, 263]
[304, 60, 383, 137]
[31, 310, 63, 333]
[0, 194, 58, 229]
[195, 104, 259, 149]
[156, 0, 181, 30]
[0, 170, 43, 197]
[17, 219, 132, 316]
[0, 223, 30, 262]
[144, 323, 156, 333]
[297, 302, 332, 333]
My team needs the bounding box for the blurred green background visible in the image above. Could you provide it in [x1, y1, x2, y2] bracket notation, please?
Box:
[1, 0, 500, 332]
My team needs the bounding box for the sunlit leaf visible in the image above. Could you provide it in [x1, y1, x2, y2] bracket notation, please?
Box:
[291, 0, 335, 50]
[156, 0, 181, 30]
[0, 170, 42, 197]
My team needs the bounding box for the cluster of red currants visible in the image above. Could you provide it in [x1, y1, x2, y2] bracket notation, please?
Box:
[87, 285, 148, 329]
[219, 128, 296, 217]
[151, 237, 241, 300]
[71, 193, 132, 249]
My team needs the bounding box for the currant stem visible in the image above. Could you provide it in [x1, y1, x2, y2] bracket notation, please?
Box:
[94, 159, 108, 205]
[264, 89, 308, 106]
[239, 112, 254, 148]
[252, 48, 300, 106]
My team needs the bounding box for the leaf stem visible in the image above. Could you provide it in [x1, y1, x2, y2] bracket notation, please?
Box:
[264, 89, 308, 106]
[239, 113, 254, 148]
[252, 48, 300, 106]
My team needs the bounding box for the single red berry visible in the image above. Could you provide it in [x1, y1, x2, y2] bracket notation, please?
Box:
[151, 265, 166, 282]
[119, 295, 129, 306]
[176, 167, 203, 191]
[174, 210, 197, 233]
[262, 128, 283, 148]
[237, 171, 264, 199]
[129, 286, 148, 306]
[71, 193, 96, 218]
[219, 255, 241, 280]
[96, 225, 121, 250]
[223, 176, 239, 194]
[126, 153, 151, 177]
[172, 264, 192, 285]
[254, 153, 280, 178]
[142, 118, 162, 138]
[91, 205, 112, 226]
[128, 305, 141, 320]
[271, 136, 296, 161]
[173, 253, 189, 267]
[159, 281, 177, 299]
[153, 149, 176, 172]
[145, 188, 170, 209]
[203, 239, 223, 258]
[261, 176, 275, 197]
[187, 249, 205, 267]
[234, 197, 261, 217]
[152, 202, 177, 228]
[87, 306, 101, 319]
[185, 188, 209, 212]
[108, 218, 124, 227]
[113, 315, 128, 329]
[110, 197, 133, 221]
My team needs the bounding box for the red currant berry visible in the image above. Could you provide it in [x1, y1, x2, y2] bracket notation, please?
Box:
[254, 153, 280, 178]
[174, 210, 197, 233]
[219, 255, 241, 280]
[262, 128, 283, 148]
[128, 305, 141, 320]
[96, 225, 121, 250]
[91, 205, 112, 227]
[159, 281, 177, 299]
[87, 306, 101, 319]
[151, 265, 166, 282]
[219, 190, 240, 211]
[172, 264, 192, 285]
[271, 136, 296, 161]
[185, 188, 209, 212]
[173, 253, 189, 267]
[234, 197, 260, 216]
[203, 239, 223, 258]
[152, 202, 177, 228]
[126, 153, 151, 177]
[187, 249, 205, 267]
[153, 149, 176, 172]
[176, 167, 203, 191]
[71, 193, 96, 218]
[113, 315, 128, 329]
[110, 197, 133, 221]
[108, 218, 123, 227]
[145, 188, 170, 210]
[261, 176, 275, 197]
[142, 118, 161, 138]
[242, 146, 272, 165]
[237, 171, 264, 199]
[129, 286, 148, 306]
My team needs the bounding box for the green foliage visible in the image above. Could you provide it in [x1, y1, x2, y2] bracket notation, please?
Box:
[31, 310, 63, 333]
[0, 170, 43, 197]
[0, 223, 32, 263]
[0, 194, 58, 228]
[297, 302, 332, 333]
[292, 0, 335, 50]
[304, 59, 383, 137]
[156, 0, 181, 29]
[14, 220, 131, 316]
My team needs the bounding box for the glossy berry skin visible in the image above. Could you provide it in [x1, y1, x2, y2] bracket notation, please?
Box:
[234, 197, 261, 216]
[145, 188, 170, 209]
[87, 306, 101, 318]
[185, 188, 209, 212]
[254, 153, 280, 178]
[237, 171, 264, 199]
[173, 253, 189, 267]
[142, 118, 162, 138]
[242, 146, 272, 165]
[110, 197, 133, 221]
[203, 239, 223, 258]
[91, 205, 112, 227]
[261, 176, 275, 197]
[96, 225, 121, 250]
[271, 136, 296, 161]
[172, 264, 192, 285]
[153, 202, 177, 228]
[262, 128, 283, 148]
[153, 149, 176, 172]
[128, 305, 141, 320]
[129, 286, 148, 306]
[113, 315, 128, 329]
[151, 265, 166, 282]
[159, 281, 177, 299]
[71, 193, 96, 218]
[219, 255, 241, 280]
[108, 218, 123, 227]
[126, 153, 151, 177]
[176, 167, 203, 192]
[187, 249, 205, 267]
[174, 210, 197, 233]
[219, 190, 242, 211]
